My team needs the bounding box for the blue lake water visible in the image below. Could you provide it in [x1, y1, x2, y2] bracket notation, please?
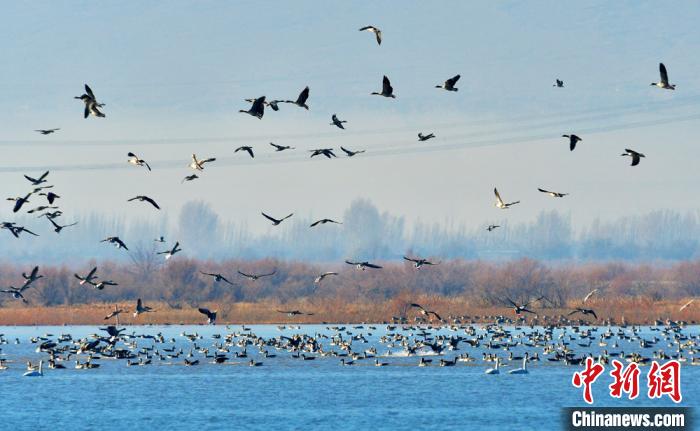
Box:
[0, 324, 697, 431]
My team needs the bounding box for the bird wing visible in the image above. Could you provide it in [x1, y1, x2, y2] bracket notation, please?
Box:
[446, 75, 460, 86]
[282, 213, 294, 221]
[568, 309, 580, 316]
[128, 152, 137, 157]
[237, 270, 253, 278]
[198, 308, 211, 317]
[297, 86, 309, 105]
[345, 260, 358, 266]
[583, 289, 598, 303]
[144, 196, 160, 209]
[590, 310, 598, 319]
[85, 84, 95, 99]
[382, 75, 392, 94]
[659, 63, 669, 84]
[403, 256, 417, 263]
[365, 263, 382, 269]
[409, 303, 425, 310]
[261, 212, 279, 223]
[310, 220, 321, 227]
[494, 188, 504, 205]
[260, 271, 276, 278]
[538, 188, 550, 194]
[375, 30, 382, 45]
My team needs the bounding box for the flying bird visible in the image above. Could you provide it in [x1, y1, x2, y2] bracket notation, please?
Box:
[237, 270, 276, 281]
[418, 133, 435, 141]
[538, 188, 568, 198]
[314, 272, 338, 284]
[487, 224, 500, 232]
[621, 149, 645, 166]
[182, 174, 199, 183]
[75, 84, 106, 118]
[22, 266, 43, 285]
[24, 171, 50, 186]
[261, 212, 293, 226]
[679, 299, 695, 311]
[235, 146, 255, 158]
[134, 298, 154, 317]
[359, 25, 382, 45]
[48, 218, 78, 233]
[39, 191, 60, 204]
[89, 280, 118, 290]
[127, 152, 151, 171]
[74, 267, 98, 286]
[269, 142, 294, 152]
[345, 260, 382, 270]
[35, 128, 60, 135]
[310, 148, 337, 159]
[436, 75, 460, 91]
[128, 195, 161, 210]
[340, 147, 365, 157]
[157, 242, 182, 260]
[0, 285, 32, 303]
[310, 218, 342, 227]
[284, 86, 310, 110]
[200, 271, 234, 285]
[239, 96, 266, 119]
[9, 193, 32, 213]
[553, 79, 564, 88]
[403, 256, 440, 269]
[568, 307, 598, 320]
[562, 134, 582, 151]
[189, 154, 216, 171]
[277, 309, 314, 316]
[371, 75, 395, 98]
[329, 114, 348, 130]
[582, 289, 598, 303]
[494, 188, 520, 209]
[101, 236, 129, 250]
[410, 303, 443, 321]
[198, 307, 217, 325]
[651, 63, 675, 90]
[506, 297, 543, 315]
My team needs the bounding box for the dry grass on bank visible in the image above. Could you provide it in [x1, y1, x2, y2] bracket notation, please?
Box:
[0, 297, 697, 326]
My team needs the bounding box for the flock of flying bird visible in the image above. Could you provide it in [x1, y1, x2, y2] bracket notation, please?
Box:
[1, 26, 695, 328]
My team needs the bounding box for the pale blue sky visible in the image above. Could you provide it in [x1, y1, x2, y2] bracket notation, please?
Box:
[2, 1, 700, 235]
